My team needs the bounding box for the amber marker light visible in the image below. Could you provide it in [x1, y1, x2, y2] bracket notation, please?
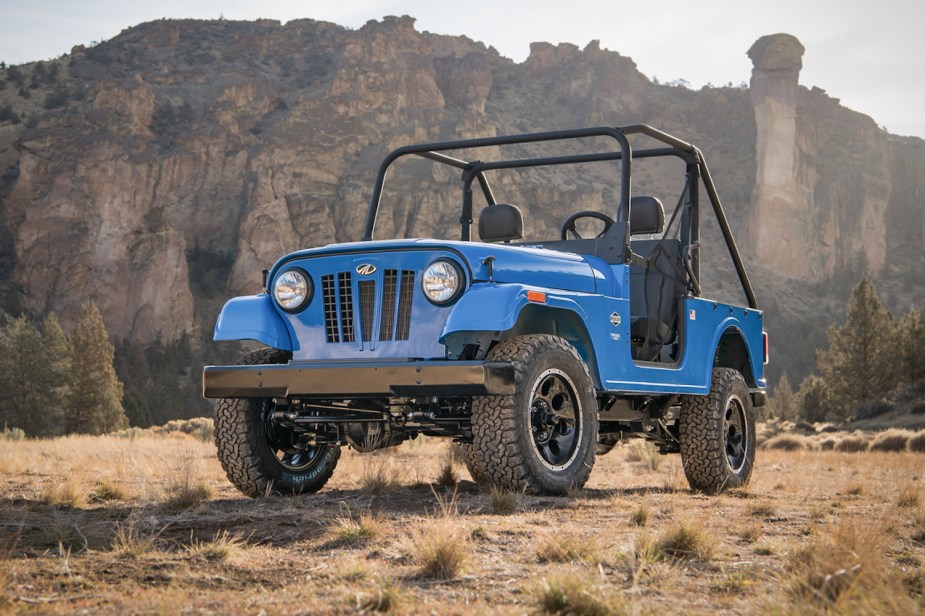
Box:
[527, 291, 547, 303]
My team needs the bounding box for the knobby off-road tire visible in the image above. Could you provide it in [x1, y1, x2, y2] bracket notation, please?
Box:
[459, 443, 489, 484]
[214, 347, 341, 497]
[469, 335, 598, 495]
[679, 367, 755, 494]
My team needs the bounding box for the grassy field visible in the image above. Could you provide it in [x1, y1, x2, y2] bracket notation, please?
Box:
[2, 427, 925, 614]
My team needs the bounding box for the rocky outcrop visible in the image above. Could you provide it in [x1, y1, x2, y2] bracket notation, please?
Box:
[0, 20, 922, 343]
[746, 33, 892, 281]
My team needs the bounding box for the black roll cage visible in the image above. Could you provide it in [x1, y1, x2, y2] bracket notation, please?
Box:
[362, 125, 757, 309]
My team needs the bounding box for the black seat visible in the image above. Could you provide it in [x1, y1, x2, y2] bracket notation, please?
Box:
[628, 196, 686, 361]
[478, 203, 524, 243]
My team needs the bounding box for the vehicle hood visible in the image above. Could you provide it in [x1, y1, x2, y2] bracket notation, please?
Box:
[269, 239, 604, 294]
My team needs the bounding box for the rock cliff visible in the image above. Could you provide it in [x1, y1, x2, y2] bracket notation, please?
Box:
[0, 19, 922, 349]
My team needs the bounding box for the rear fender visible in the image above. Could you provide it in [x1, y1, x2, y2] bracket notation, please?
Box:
[213, 294, 294, 351]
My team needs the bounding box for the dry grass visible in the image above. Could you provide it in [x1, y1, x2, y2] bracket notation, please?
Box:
[408, 519, 469, 580]
[653, 520, 716, 561]
[630, 504, 649, 527]
[897, 485, 921, 509]
[626, 440, 661, 470]
[909, 432, 925, 453]
[488, 485, 519, 514]
[88, 477, 128, 503]
[327, 511, 383, 548]
[39, 481, 85, 508]
[783, 521, 918, 613]
[358, 454, 405, 495]
[762, 434, 812, 451]
[533, 570, 621, 615]
[869, 429, 913, 452]
[186, 530, 246, 561]
[352, 578, 404, 612]
[435, 461, 458, 487]
[162, 475, 213, 511]
[835, 435, 870, 453]
[4, 431, 925, 613]
[110, 517, 162, 558]
[535, 531, 601, 565]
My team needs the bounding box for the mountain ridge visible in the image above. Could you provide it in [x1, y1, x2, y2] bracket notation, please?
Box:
[0, 16, 922, 387]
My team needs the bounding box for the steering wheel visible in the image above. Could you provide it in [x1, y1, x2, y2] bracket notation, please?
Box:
[560, 211, 616, 240]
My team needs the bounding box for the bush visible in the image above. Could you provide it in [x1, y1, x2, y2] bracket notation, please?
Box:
[42, 86, 70, 110]
[835, 435, 869, 453]
[855, 399, 895, 421]
[869, 429, 912, 452]
[908, 432, 925, 453]
[761, 434, 810, 451]
[0, 427, 26, 441]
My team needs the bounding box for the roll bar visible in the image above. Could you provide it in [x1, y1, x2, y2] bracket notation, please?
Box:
[361, 125, 757, 309]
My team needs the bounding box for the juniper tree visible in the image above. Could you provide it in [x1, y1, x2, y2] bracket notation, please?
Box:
[798, 374, 839, 423]
[816, 277, 897, 414]
[769, 372, 797, 421]
[0, 314, 72, 436]
[40, 313, 72, 434]
[0, 316, 45, 434]
[66, 302, 128, 434]
[897, 306, 925, 388]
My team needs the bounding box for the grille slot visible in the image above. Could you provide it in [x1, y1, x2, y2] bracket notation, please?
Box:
[320, 268, 415, 344]
[322, 274, 337, 342]
[359, 280, 376, 342]
[396, 271, 414, 340]
[379, 270, 398, 341]
[338, 272, 355, 342]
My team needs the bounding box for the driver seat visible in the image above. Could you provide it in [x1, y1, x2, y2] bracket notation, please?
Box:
[628, 196, 686, 361]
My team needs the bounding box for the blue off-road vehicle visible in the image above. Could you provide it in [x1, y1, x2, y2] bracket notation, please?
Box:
[204, 126, 767, 497]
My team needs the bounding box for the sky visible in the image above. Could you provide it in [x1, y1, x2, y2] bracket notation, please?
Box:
[1, 0, 923, 138]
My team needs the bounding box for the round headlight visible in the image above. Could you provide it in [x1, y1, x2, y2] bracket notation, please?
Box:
[421, 260, 464, 305]
[273, 269, 312, 312]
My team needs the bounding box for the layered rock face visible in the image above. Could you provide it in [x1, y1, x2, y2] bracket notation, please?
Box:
[0, 19, 922, 342]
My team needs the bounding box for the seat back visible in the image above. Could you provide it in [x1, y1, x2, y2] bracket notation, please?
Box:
[629, 196, 686, 360]
[478, 203, 524, 243]
[629, 196, 665, 235]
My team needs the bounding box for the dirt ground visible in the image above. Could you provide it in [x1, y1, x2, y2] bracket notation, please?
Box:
[1, 431, 924, 615]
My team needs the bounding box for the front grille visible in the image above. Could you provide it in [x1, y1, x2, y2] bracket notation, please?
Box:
[321, 269, 415, 344]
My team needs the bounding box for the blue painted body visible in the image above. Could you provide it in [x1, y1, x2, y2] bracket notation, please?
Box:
[214, 238, 766, 394]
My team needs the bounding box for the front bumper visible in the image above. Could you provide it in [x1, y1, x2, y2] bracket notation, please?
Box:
[202, 360, 516, 399]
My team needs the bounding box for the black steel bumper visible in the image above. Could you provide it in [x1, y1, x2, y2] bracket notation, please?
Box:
[202, 360, 516, 399]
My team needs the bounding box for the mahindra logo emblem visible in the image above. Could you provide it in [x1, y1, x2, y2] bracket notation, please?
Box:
[355, 264, 377, 276]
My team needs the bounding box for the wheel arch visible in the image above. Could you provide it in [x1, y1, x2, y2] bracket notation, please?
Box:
[507, 304, 601, 388]
[443, 301, 602, 389]
[712, 326, 757, 387]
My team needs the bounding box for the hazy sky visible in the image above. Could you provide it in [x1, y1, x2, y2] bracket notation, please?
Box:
[2, 1, 923, 137]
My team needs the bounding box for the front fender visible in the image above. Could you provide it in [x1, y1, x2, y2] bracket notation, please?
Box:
[440, 283, 590, 342]
[214, 294, 294, 351]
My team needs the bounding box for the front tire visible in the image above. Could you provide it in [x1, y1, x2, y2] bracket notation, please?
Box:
[679, 368, 755, 494]
[214, 347, 341, 497]
[469, 335, 598, 495]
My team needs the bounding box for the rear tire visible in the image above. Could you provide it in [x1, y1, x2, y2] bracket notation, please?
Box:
[679, 368, 755, 494]
[214, 348, 341, 497]
[469, 335, 598, 495]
